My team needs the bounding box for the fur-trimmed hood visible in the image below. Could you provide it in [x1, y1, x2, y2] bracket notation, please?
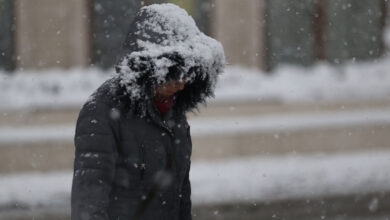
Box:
[115, 3, 225, 117]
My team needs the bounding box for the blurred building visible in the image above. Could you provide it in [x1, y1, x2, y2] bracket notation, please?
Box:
[0, 0, 388, 72]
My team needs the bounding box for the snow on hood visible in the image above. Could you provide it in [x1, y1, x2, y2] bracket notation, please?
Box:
[115, 3, 225, 116]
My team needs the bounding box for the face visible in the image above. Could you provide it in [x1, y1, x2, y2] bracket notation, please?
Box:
[155, 79, 186, 98]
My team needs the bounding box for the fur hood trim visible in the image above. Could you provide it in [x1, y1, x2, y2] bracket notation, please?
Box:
[115, 3, 225, 116]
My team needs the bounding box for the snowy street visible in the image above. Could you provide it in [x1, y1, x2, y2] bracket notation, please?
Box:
[1, 95, 390, 220]
[0, 151, 390, 219]
[0, 85, 389, 219]
[0, 99, 389, 172]
[1, 0, 390, 219]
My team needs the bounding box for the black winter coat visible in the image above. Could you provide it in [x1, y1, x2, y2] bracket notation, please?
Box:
[71, 78, 192, 220]
[71, 3, 224, 220]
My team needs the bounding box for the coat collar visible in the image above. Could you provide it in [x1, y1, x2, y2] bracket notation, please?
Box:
[146, 98, 175, 137]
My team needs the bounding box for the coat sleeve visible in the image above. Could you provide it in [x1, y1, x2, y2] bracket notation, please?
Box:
[180, 123, 192, 220]
[71, 101, 119, 220]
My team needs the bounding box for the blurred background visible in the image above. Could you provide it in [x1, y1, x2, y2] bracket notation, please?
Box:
[1, 0, 390, 219]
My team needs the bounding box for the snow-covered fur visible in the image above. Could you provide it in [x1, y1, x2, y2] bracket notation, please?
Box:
[115, 3, 225, 117]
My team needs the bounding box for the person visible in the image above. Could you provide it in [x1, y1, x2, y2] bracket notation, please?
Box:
[71, 3, 225, 220]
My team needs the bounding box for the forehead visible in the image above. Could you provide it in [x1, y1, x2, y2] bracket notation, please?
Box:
[165, 78, 186, 84]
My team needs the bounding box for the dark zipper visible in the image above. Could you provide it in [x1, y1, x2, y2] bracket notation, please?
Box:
[139, 143, 146, 180]
[162, 120, 174, 137]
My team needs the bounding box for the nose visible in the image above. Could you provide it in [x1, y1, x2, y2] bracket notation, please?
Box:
[176, 81, 185, 90]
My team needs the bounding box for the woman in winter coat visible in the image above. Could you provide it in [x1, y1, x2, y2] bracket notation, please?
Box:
[71, 3, 225, 220]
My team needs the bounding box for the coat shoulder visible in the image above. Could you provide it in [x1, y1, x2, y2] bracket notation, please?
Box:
[80, 76, 132, 118]
[86, 77, 125, 107]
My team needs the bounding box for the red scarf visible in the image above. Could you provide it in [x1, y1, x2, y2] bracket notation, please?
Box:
[154, 96, 176, 113]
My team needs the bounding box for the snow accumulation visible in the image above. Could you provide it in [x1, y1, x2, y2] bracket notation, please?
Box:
[189, 108, 390, 136]
[1, 107, 390, 143]
[0, 68, 111, 110]
[1, 56, 390, 111]
[191, 151, 390, 204]
[0, 151, 389, 207]
[216, 57, 390, 103]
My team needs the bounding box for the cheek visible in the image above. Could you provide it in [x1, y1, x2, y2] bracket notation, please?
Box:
[158, 86, 169, 93]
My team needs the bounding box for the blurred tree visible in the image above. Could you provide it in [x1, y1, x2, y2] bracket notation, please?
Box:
[325, 0, 385, 64]
[166, 0, 195, 13]
[266, 0, 386, 70]
[164, 0, 212, 34]
[0, 0, 14, 71]
[91, 0, 141, 69]
[266, 0, 318, 70]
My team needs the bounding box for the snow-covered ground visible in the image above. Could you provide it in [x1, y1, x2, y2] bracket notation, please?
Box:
[1, 106, 389, 143]
[0, 151, 389, 208]
[192, 151, 390, 204]
[1, 55, 390, 110]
